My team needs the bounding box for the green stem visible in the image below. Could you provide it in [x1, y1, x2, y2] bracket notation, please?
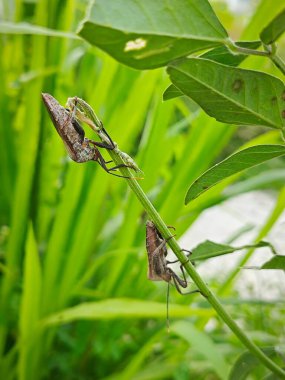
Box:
[106, 149, 285, 379]
[269, 53, 285, 76]
[263, 43, 285, 76]
[227, 41, 270, 57]
[228, 40, 285, 76]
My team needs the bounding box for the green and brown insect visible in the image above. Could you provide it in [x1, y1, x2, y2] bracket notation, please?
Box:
[42, 93, 130, 178]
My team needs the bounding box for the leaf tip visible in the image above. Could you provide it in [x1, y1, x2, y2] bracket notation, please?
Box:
[184, 194, 190, 205]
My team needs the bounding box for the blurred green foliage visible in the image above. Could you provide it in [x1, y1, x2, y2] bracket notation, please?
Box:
[0, 0, 284, 379]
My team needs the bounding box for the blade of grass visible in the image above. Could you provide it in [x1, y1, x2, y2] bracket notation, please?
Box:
[0, 6, 47, 359]
[18, 225, 42, 380]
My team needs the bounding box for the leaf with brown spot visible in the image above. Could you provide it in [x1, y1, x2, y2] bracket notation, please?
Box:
[232, 79, 243, 93]
[167, 58, 285, 130]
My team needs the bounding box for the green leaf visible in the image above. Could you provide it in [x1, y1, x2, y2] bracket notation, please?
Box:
[191, 240, 271, 261]
[242, 0, 285, 41]
[261, 255, 285, 270]
[167, 58, 285, 130]
[200, 41, 261, 66]
[260, 8, 285, 45]
[185, 145, 285, 204]
[263, 370, 285, 380]
[229, 347, 277, 380]
[19, 225, 42, 379]
[224, 169, 285, 197]
[0, 21, 78, 39]
[163, 84, 184, 100]
[42, 298, 212, 326]
[164, 42, 261, 101]
[172, 321, 229, 379]
[20, 225, 42, 334]
[78, 0, 228, 69]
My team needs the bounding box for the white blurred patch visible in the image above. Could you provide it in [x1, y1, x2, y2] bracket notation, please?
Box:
[124, 38, 147, 52]
[179, 191, 285, 300]
[225, 0, 252, 15]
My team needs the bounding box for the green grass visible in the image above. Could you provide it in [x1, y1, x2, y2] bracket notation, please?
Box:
[0, 0, 284, 379]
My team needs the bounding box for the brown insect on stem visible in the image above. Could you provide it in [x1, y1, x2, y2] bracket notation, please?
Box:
[146, 220, 193, 293]
[146, 220, 199, 330]
[42, 93, 130, 178]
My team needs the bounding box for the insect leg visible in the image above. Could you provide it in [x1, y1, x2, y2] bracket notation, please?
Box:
[167, 249, 192, 265]
[100, 124, 116, 148]
[176, 249, 192, 282]
[87, 138, 115, 151]
[93, 149, 134, 179]
[170, 269, 200, 295]
[87, 138, 140, 176]
[108, 163, 133, 171]
[169, 268, 187, 289]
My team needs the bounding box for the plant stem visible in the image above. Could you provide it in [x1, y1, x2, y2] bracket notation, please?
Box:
[228, 40, 285, 76]
[269, 53, 285, 76]
[263, 43, 285, 76]
[106, 149, 285, 378]
[227, 41, 270, 57]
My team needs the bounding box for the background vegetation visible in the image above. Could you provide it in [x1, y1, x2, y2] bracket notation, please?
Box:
[0, 0, 284, 379]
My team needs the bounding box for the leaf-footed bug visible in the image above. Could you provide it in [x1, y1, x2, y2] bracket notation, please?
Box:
[146, 220, 196, 294]
[146, 220, 199, 329]
[66, 96, 144, 176]
[42, 93, 132, 178]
